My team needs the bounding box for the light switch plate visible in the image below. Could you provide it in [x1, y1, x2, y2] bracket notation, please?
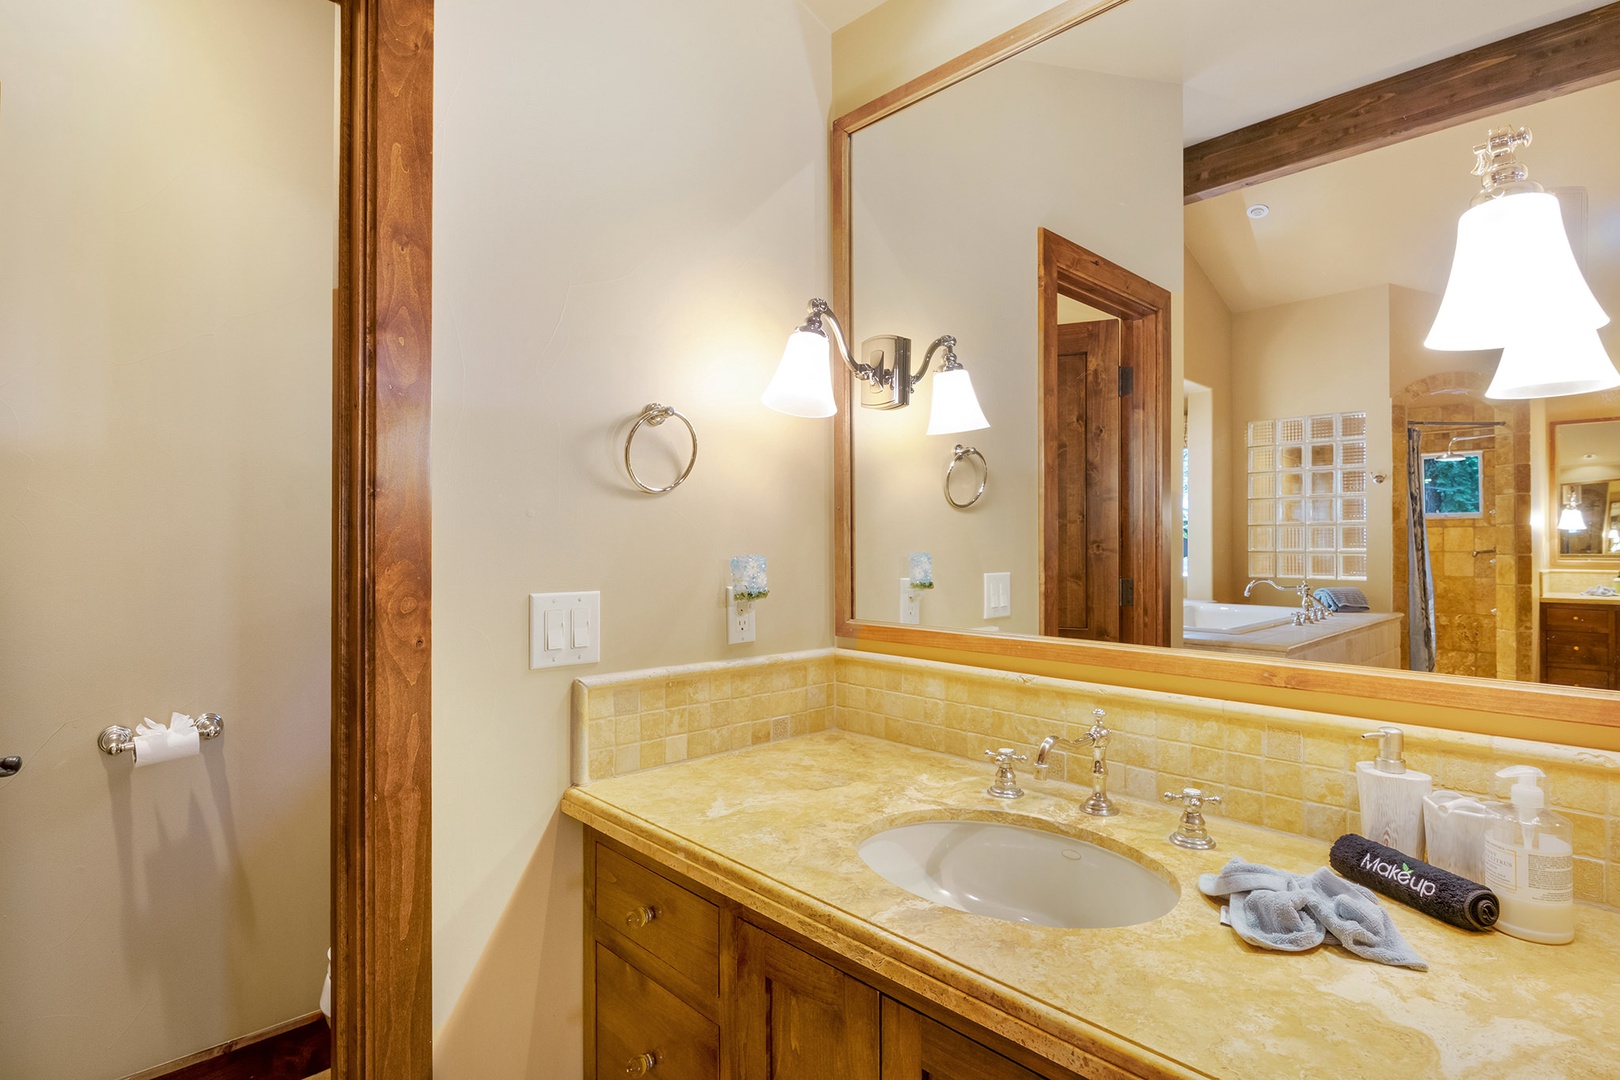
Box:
[529, 591, 600, 668]
[899, 577, 921, 625]
[983, 572, 1011, 619]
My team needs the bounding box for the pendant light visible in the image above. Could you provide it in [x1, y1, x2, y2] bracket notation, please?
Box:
[1558, 489, 1587, 532]
[1486, 326, 1620, 400]
[1426, 127, 1614, 398]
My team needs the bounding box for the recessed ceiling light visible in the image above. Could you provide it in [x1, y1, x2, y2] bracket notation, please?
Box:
[1246, 203, 1270, 219]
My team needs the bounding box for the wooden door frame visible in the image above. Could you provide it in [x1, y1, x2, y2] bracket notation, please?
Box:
[830, 0, 1620, 737]
[1038, 229, 1171, 648]
[332, 0, 434, 1076]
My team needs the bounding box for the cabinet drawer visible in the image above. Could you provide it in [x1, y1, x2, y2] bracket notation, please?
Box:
[1544, 665, 1614, 690]
[1542, 630, 1611, 669]
[595, 844, 720, 995]
[1543, 605, 1615, 632]
[596, 943, 718, 1080]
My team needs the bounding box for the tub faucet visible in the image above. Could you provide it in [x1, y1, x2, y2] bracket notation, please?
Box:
[1243, 578, 1285, 598]
[1033, 708, 1118, 816]
[1245, 578, 1324, 622]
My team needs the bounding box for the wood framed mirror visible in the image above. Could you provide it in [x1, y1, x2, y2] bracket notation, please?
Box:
[831, 0, 1620, 739]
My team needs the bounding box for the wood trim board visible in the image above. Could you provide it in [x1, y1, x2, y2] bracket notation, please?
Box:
[331, 0, 434, 1076]
[1184, 2, 1620, 201]
[829, 2, 1620, 735]
[123, 1014, 330, 1080]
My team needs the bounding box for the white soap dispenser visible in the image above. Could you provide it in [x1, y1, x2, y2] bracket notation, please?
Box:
[1356, 726, 1431, 858]
[1483, 766, 1574, 944]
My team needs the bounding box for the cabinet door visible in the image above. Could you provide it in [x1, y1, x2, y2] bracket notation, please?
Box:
[730, 922, 881, 1080]
[881, 999, 1046, 1080]
[596, 943, 718, 1080]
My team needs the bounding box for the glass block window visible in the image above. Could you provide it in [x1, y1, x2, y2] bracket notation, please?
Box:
[1245, 411, 1368, 581]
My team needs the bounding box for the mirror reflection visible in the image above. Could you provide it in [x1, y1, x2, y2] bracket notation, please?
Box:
[1555, 419, 1620, 557]
[847, 0, 1620, 688]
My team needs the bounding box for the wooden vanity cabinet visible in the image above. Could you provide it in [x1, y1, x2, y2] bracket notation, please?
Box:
[1541, 602, 1618, 689]
[584, 831, 1103, 1080]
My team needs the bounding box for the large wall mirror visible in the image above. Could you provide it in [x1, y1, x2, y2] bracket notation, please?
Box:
[834, 0, 1620, 730]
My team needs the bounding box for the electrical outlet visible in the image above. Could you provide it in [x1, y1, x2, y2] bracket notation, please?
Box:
[983, 572, 1011, 619]
[726, 586, 756, 644]
[899, 577, 921, 624]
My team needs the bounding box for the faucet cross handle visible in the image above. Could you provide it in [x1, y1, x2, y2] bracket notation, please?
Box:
[1163, 785, 1221, 850]
[984, 747, 1027, 800]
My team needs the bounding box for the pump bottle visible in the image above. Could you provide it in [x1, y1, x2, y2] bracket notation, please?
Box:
[1483, 766, 1574, 944]
[1356, 726, 1431, 858]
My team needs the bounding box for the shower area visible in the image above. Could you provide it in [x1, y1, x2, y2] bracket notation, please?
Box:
[1393, 373, 1533, 680]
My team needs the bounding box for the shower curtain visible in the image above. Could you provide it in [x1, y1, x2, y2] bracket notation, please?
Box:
[1406, 425, 1437, 672]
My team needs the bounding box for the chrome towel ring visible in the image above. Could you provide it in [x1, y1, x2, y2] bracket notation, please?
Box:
[625, 403, 698, 494]
[945, 444, 987, 508]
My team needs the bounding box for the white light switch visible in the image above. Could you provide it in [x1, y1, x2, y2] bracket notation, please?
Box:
[983, 572, 1011, 619]
[530, 591, 601, 668]
[543, 608, 566, 650]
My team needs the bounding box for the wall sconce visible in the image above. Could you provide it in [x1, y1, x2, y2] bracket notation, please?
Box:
[1424, 127, 1618, 399]
[1558, 489, 1587, 532]
[761, 298, 989, 433]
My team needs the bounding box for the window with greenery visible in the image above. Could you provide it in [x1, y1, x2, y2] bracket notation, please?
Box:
[1421, 452, 1484, 517]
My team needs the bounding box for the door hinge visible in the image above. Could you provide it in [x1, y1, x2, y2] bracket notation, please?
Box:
[1118, 365, 1134, 396]
[1119, 578, 1135, 607]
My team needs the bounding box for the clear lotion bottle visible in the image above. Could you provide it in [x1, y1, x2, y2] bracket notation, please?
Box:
[1483, 766, 1574, 944]
[1356, 726, 1432, 858]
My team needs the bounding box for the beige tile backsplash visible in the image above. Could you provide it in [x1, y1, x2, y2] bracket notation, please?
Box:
[573, 648, 1620, 907]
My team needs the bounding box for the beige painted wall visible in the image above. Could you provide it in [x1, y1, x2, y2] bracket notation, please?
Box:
[0, 3, 335, 1077]
[1226, 286, 1397, 610]
[849, 56, 1182, 634]
[832, 0, 1061, 114]
[429, 3, 834, 1075]
[1183, 252, 1235, 603]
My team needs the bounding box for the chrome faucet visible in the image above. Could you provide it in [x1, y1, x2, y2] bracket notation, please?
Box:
[1033, 708, 1118, 816]
[1243, 578, 1284, 598]
[1244, 577, 1326, 623]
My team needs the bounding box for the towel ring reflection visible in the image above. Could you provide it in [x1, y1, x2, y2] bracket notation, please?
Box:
[944, 444, 987, 509]
[625, 403, 698, 494]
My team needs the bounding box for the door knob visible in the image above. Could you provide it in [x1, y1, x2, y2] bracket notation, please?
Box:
[0, 756, 20, 777]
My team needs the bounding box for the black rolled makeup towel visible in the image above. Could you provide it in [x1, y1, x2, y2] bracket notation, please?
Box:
[1330, 833, 1498, 932]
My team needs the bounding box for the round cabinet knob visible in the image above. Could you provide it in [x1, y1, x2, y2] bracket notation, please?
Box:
[625, 905, 657, 929]
[626, 1051, 658, 1076]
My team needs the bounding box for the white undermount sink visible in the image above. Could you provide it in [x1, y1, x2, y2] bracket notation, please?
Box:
[858, 819, 1179, 929]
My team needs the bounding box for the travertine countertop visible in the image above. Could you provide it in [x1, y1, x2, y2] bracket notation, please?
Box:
[1541, 592, 1620, 606]
[561, 731, 1620, 1080]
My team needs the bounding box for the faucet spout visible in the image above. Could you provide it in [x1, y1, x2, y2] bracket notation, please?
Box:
[1244, 578, 1284, 598]
[1031, 708, 1119, 816]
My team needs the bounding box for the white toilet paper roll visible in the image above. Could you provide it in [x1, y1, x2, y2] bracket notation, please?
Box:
[134, 728, 201, 767]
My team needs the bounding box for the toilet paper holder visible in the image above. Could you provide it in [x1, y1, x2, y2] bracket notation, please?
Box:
[98, 713, 224, 757]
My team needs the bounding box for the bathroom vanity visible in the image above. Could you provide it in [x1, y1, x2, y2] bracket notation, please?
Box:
[1540, 598, 1619, 689]
[563, 731, 1620, 1079]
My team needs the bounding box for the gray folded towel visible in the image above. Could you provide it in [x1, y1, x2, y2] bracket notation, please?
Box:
[1199, 858, 1427, 970]
[1314, 587, 1370, 612]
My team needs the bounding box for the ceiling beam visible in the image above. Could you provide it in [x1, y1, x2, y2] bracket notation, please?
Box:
[1184, 2, 1620, 203]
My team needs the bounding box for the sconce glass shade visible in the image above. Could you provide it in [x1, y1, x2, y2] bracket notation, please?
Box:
[761, 329, 837, 418]
[1558, 505, 1587, 532]
[1426, 192, 1609, 352]
[1485, 327, 1620, 400]
[925, 367, 989, 435]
